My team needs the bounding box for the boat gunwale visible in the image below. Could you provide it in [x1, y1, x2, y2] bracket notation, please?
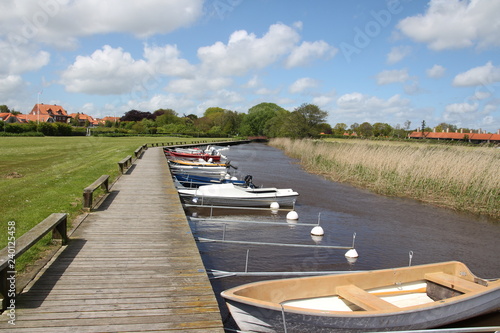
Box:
[221, 261, 500, 317]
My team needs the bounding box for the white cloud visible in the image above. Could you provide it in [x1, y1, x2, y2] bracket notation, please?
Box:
[59, 45, 151, 95]
[144, 44, 195, 78]
[197, 23, 301, 76]
[285, 40, 337, 68]
[0, 0, 204, 48]
[470, 90, 491, 100]
[426, 64, 446, 78]
[335, 93, 414, 125]
[0, 75, 25, 99]
[0, 39, 50, 76]
[312, 95, 335, 107]
[60, 43, 203, 96]
[375, 69, 410, 85]
[289, 77, 320, 94]
[165, 77, 233, 97]
[443, 102, 479, 124]
[452, 61, 500, 86]
[386, 46, 412, 64]
[397, 0, 500, 50]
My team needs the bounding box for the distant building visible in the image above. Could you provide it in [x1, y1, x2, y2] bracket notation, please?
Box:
[409, 130, 500, 144]
[30, 104, 71, 123]
[69, 113, 99, 126]
[98, 116, 121, 125]
[0, 113, 21, 123]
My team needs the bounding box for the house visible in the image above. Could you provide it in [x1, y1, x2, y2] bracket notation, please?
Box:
[98, 116, 121, 125]
[69, 113, 99, 126]
[0, 113, 21, 123]
[30, 104, 71, 123]
[409, 130, 500, 144]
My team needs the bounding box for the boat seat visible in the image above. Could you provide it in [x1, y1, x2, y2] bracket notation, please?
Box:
[336, 285, 399, 311]
[425, 272, 487, 293]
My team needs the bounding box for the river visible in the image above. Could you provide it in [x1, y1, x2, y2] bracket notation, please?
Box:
[184, 142, 500, 331]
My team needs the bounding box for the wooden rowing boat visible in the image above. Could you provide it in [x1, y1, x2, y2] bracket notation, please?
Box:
[221, 261, 500, 332]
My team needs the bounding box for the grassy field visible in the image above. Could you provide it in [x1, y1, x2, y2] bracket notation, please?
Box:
[270, 138, 500, 220]
[0, 136, 226, 270]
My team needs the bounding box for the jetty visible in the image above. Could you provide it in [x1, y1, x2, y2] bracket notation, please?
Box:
[1, 147, 224, 332]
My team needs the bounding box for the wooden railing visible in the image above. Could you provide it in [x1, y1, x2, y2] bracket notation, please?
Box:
[118, 155, 132, 174]
[134, 144, 147, 159]
[83, 175, 110, 210]
[0, 213, 68, 310]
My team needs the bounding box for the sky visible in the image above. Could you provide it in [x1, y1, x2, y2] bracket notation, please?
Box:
[1, 0, 500, 133]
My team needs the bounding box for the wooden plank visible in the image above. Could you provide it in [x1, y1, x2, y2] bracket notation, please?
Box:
[425, 272, 486, 293]
[336, 284, 399, 311]
[1, 148, 224, 332]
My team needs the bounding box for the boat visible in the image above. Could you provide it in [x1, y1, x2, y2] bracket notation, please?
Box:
[173, 173, 251, 188]
[221, 261, 500, 332]
[177, 183, 298, 207]
[164, 148, 223, 161]
[168, 159, 230, 167]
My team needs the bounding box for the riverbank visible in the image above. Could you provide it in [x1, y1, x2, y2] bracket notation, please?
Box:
[269, 138, 499, 220]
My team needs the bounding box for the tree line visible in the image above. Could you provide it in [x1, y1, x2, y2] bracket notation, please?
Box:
[1, 102, 465, 138]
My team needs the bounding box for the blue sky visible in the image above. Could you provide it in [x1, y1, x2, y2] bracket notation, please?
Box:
[1, 0, 499, 132]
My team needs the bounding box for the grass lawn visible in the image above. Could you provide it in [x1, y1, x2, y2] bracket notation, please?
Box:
[0, 136, 226, 270]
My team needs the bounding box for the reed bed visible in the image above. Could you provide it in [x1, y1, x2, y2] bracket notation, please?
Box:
[270, 138, 500, 219]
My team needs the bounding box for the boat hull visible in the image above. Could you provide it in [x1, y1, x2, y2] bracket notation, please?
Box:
[226, 289, 500, 332]
[221, 262, 500, 332]
[178, 192, 297, 207]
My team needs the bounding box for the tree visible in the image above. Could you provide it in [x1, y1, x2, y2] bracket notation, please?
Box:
[287, 103, 329, 138]
[0, 105, 10, 113]
[435, 122, 457, 133]
[155, 109, 180, 126]
[121, 110, 154, 122]
[333, 123, 347, 136]
[240, 102, 287, 136]
[404, 120, 411, 130]
[372, 122, 392, 137]
[350, 122, 360, 134]
[358, 122, 373, 137]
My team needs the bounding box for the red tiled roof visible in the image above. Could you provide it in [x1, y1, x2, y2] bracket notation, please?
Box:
[409, 131, 500, 142]
[30, 104, 68, 116]
[17, 114, 54, 122]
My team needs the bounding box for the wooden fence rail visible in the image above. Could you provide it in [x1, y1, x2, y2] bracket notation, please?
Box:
[118, 155, 132, 174]
[83, 175, 110, 210]
[0, 213, 68, 310]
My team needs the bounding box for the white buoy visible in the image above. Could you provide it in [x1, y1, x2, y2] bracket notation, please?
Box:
[286, 210, 299, 220]
[231, 176, 238, 181]
[345, 248, 359, 258]
[270, 202, 280, 209]
[310, 225, 324, 236]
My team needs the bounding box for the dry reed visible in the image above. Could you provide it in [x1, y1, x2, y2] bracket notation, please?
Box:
[269, 138, 500, 219]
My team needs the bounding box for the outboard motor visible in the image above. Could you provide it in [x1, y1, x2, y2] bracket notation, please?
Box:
[244, 175, 255, 188]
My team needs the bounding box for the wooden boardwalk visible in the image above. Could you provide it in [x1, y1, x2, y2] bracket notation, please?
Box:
[2, 148, 224, 332]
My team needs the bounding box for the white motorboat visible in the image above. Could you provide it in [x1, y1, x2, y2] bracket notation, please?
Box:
[177, 183, 298, 207]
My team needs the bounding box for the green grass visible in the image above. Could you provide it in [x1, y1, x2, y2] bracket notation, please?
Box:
[0, 136, 227, 271]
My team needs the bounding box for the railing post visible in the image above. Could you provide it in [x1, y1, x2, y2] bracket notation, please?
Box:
[53, 214, 68, 245]
[83, 190, 92, 209]
[0, 265, 13, 311]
